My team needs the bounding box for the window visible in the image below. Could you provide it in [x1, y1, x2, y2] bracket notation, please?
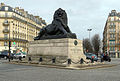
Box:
[12, 8, 14, 12]
[4, 20, 8, 23]
[13, 34, 14, 39]
[4, 34, 8, 39]
[111, 17, 114, 21]
[18, 43, 19, 47]
[5, 7, 8, 11]
[110, 34, 112, 38]
[110, 23, 116, 28]
[113, 47, 115, 51]
[15, 9, 16, 12]
[4, 41, 8, 46]
[110, 23, 113, 25]
[5, 26, 8, 30]
[5, 13, 8, 17]
[109, 40, 115, 45]
[113, 34, 115, 38]
[109, 29, 115, 32]
[110, 47, 115, 51]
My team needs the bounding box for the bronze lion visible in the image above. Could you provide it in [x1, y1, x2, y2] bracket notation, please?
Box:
[34, 8, 77, 40]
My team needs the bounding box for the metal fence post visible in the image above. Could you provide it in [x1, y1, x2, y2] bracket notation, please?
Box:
[68, 59, 71, 65]
[28, 57, 32, 64]
[52, 58, 56, 63]
[80, 58, 84, 64]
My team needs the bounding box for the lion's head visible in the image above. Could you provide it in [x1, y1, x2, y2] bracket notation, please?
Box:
[53, 8, 68, 25]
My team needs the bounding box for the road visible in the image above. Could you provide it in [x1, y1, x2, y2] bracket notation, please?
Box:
[0, 58, 120, 81]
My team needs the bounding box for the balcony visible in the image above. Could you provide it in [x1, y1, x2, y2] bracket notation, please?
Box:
[3, 29, 9, 33]
[0, 15, 12, 18]
[109, 37, 115, 40]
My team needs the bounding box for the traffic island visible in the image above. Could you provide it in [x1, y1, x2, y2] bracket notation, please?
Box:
[5, 59, 117, 70]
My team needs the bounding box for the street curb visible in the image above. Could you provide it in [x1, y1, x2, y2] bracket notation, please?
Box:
[5, 61, 118, 70]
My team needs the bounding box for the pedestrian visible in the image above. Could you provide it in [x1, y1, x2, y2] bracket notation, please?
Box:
[101, 53, 104, 58]
[91, 55, 94, 63]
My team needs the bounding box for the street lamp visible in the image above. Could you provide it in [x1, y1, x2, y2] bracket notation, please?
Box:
[87, 29, 92, 40]
[8, 21, 11, 62]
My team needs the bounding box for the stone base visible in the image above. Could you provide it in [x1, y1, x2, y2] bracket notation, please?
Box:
[28, 38, 87, 64]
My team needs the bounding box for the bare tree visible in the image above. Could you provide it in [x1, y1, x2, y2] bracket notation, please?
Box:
[83, 38, 93, 53]
[91, 34, 101, 56]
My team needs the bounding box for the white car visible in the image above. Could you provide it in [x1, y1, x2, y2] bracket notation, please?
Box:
[14, 52, 26, 58]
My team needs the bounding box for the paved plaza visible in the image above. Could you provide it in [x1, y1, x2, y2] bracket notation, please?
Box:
[0, 58, 120, 81]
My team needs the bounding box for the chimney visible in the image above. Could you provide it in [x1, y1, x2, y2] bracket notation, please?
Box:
[111, 10, 116, 13]
[34, 16, 39, 18]
[42, 20, 45, 22]
[0, 3, 5, 6]
[0, 3, 5, 8]
[19, 9, 24, 12]
[39, 18, 42, 20]
[15, 7, 19, 10]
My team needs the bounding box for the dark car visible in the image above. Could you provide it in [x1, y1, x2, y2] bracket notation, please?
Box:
[101, 54, 111, 62]
[0, 51, 8, 59]
[0, 51, 14, 60]
[85, 53, 98, 61]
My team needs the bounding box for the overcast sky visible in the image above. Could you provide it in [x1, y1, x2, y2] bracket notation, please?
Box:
[1, 0, 120, 40]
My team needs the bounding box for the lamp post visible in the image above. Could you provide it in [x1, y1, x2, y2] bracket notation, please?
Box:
[87, 29, 92, 40]
[8, 21, 11, 62]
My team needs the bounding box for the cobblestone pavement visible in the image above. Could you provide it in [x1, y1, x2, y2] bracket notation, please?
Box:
[0, 58, 120, 81]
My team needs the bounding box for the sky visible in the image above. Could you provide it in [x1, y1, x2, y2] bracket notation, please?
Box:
[1, 0, 120, 40]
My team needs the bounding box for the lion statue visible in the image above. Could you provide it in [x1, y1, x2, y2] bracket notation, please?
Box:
[34, 8, 77, 40]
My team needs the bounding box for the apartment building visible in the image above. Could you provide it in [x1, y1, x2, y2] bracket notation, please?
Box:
[103, 10, 120, 58]
[0, 3, 46, 53]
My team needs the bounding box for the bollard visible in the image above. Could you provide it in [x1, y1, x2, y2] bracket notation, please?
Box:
[68, 59, 71, 64]
[39, 57, 43, 62]
[52, 58, 56, 63]
[28, 57, 32, 61]
[91, 58, 94, 63]
[39, 57, 43, 64]
[80, 58, 84, 64]
[28, 57, 32, 64]
[101, 58, 103, 62]
[19, 56, 22, 61]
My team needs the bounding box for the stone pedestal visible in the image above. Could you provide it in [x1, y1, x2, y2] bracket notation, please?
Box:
[28, 38, 86, 64]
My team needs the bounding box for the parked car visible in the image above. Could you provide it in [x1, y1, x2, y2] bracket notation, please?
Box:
[14, 52, 26, 58]
[101, 54, 111, 62]
[85, 53, 98, 61]
[0, 51, 8, 59]
[0, 51, 14, 60]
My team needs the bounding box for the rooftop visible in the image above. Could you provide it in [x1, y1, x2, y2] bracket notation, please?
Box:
[0, 3, 47, 25]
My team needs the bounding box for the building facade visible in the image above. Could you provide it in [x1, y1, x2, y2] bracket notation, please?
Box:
[0, 3, 46, 54]
[103, 10, 120, 58]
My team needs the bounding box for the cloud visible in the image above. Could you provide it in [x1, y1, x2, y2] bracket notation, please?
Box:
[2, 0, 120, 40]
